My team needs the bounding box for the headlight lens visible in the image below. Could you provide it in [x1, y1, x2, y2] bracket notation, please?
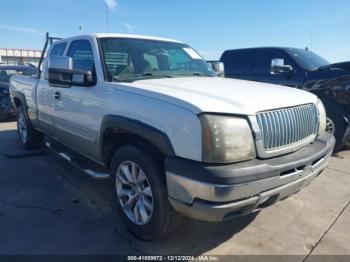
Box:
[200, 114, 256, 163]
[316, 99, 327, 134]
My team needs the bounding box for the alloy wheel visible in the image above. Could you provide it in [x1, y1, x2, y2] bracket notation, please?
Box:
[115, 161, 154, 225]
[326, 117, 335, 135]
[18, 111, 27, 144]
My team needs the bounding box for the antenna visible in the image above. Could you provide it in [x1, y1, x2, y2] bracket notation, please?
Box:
[105, 2, 110, 32]
[310, 27, 313, 50]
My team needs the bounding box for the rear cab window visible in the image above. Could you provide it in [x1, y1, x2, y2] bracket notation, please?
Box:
[44, 42, 67, 80]
[50, 42, 67, 57]
[220, 50, 255, 76]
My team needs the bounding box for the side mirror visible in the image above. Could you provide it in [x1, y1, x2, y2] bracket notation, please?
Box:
[207, 61, 225, 77]
[271, 58, 293, 74]
[48, 56, 95, 87]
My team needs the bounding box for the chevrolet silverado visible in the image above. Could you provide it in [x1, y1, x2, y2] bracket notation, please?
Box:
[10, 34, 334, 240]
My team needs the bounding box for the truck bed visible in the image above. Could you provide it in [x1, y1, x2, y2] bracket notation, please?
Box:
[10, 75, 39, 114]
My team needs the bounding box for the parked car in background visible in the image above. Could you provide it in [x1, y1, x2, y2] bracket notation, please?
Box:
[10, 34, 334, 240]
[0, 65, 37, 121]
[218, 47, 350, 150]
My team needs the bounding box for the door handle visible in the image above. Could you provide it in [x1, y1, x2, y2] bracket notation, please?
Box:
[54, 91, 61, 100]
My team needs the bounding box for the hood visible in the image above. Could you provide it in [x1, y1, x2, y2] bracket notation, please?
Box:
[126, 77, 318, 115]
[305, 67, 350, 105]
[319, 61, 350, 72]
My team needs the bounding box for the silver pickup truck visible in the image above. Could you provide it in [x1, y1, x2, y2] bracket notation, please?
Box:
[10, 33, 335, 240]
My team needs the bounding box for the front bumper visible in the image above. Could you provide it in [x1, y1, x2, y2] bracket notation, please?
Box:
[165, 132, 335, 221]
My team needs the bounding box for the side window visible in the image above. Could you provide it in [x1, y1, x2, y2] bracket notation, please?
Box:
[221, 51, 254, 74]
[274, 50, 295, 68]
[254, 50, 294, 74]
[67, 40, 95, 72]
[253, 51, 276, 74]
[50, 43, 66, 56]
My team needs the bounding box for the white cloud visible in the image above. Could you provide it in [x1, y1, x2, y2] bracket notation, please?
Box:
[124, 22, 134, 33]
[0, 24, 45, 36]
[104, 0, 117, 11]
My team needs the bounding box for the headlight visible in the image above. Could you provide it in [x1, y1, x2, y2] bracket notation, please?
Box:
[200, 114, 256, 163]
[316, 99, 327, 134]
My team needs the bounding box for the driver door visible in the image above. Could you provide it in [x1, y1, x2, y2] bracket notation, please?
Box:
[53, 39, 100, 156]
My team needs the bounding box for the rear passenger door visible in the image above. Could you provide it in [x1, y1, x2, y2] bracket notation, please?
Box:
[37, 42, 67, 136]
[253, 50, 300, 87]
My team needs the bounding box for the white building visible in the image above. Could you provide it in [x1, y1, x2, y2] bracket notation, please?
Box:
[0, 48, 44, 66]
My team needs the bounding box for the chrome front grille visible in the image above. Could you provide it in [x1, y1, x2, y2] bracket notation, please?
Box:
[256, 104, 318, 151]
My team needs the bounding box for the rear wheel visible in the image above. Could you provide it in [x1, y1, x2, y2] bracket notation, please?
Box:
[0, 97, 8, 122]
[110, 143, 183, 240]
[0, 112, 7, 122]
[17, 106, 43, 149]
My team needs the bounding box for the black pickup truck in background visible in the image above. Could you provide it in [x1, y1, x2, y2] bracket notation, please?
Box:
[218, 47, 350, 150]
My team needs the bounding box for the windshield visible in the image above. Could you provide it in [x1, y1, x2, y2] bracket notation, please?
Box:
[99, 38, 215, 82]
[0, 67, 37, 82]
[285, 48, 330, 71]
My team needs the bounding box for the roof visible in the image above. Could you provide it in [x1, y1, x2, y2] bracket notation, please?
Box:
[94, 33, 183, 43]
[223, 47, 306, 53]
[57, 33, 184, 44]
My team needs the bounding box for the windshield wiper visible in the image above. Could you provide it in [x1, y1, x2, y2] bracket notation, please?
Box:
[142, 72, 174, 78]
[177, 72, 213, 77]
[192, 72, 213, 77]
[111, 72, 212, 83]
[111, 73, 174, 83]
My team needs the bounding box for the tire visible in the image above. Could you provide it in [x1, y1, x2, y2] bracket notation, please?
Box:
[110, 143, 183, 240]
[0, 112, 7, 122]
[17, 105, 43, 149]
[326, 112, 346, 151]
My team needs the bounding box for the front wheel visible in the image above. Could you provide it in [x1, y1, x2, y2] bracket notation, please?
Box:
[17, 106, 43, 149]
[326, 112, 346, 151]
[110, 143, 183, 240]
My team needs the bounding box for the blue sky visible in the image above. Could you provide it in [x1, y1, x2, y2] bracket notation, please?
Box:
[1, 0, 349, 62]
